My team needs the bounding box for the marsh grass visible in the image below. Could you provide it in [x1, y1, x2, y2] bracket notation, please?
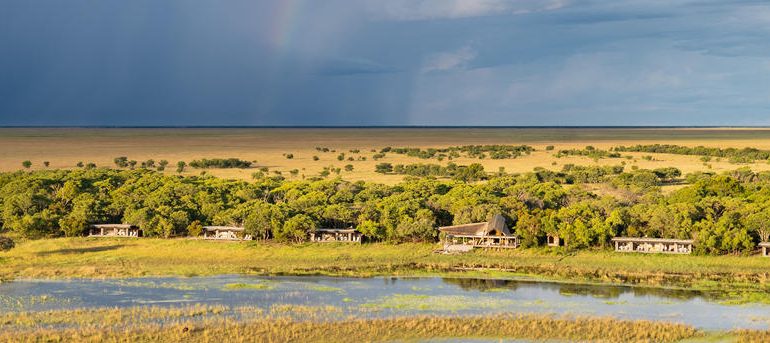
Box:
[0, 307, 705, 343]
[223, 281, 274, 291]
[3, 238, 770, 300]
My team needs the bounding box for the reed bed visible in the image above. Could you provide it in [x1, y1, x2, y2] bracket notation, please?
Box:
[0, 312, 703, 343]
[735, 330, 770, 343]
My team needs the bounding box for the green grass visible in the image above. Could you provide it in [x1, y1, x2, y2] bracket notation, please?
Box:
[2, 238, 770, 298]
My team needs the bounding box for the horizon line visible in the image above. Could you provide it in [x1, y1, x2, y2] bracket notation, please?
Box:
[2, 125, 770, 129]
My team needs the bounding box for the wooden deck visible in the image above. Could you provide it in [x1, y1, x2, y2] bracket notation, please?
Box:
[444, 234, 519, 250]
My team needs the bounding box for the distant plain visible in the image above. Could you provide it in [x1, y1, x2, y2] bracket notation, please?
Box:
[3, 127, 770, 184]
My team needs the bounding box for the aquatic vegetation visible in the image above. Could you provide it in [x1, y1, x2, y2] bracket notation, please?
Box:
[363, 294, 519, 312]
[0, 294, 72, 311]
[4, 238, 770, 304]
[304, 284, 344, 293]
[223, 282, 274, 291]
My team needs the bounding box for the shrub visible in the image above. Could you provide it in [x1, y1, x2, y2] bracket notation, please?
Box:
[187, 220, 203, 237]
[375, 163, 393, 174]
[114, 156, 129, 168]
[189, 158, 251, 169]
[22, 160, 32, 169]
[0, 236, 15, 251]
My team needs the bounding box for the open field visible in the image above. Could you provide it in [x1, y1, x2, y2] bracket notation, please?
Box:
[3, 238, 770, 298]
[5, 127, 770, 183]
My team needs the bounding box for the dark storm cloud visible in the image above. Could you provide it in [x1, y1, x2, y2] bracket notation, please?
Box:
[1, 0, 769, 126]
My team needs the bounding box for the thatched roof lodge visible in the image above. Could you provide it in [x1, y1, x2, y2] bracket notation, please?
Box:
[438, 214, 518, 251]
[611, 237, 693, 254]
[202, 226, 252, 241]
[89, 224, 142, 238]
[310, 228, 362, 243]
[760, 242, 770, 257]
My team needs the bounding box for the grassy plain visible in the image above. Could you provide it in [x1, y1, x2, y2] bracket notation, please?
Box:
[3, 238, 770, 298]
[4, 127, 770, 184]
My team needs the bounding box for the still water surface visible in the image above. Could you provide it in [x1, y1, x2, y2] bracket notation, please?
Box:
[1, 276, 768, 330]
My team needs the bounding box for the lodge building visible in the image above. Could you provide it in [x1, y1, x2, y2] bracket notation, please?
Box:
[611, 237, 694, 254]
[202, 226, 252, 241]
[88, 224, 142, 238]
[310, 228, 362, 243]
[438, 214, 519, 252]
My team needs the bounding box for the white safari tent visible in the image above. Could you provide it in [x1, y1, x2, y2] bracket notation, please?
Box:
[438, 214, 518, 252]
[202, 226, 252, 241]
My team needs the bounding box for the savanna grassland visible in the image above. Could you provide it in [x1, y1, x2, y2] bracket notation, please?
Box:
[6, 127, 770, 184]
[4, 128, 770, 341]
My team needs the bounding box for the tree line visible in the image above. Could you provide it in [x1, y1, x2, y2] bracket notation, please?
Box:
[613, 144, 770, 163]
[382, 145, 534, 160]
[1, 167, 769, 254]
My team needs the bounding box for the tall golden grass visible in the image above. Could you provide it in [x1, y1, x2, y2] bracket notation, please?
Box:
[1, 310, 703, 343]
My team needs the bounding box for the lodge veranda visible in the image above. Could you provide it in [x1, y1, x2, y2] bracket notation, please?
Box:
[83, 216, 770, 257]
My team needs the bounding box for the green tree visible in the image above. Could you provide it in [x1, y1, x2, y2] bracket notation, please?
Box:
[187, 220, 203, 237]
[375, 163, 393, 173]
[276, 214, 315, 243]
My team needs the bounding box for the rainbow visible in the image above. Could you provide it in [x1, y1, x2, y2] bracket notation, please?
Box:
[267, 0, 304, 51]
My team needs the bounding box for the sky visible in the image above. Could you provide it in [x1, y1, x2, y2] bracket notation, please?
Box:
[1, 0, 770, 126]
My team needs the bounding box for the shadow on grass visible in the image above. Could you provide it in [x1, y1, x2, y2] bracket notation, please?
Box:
[36, 245, 126, 256]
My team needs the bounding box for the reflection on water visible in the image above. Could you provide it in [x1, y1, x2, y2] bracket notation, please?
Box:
[445, 278, 703, 301]
[1, 275, 769, 331]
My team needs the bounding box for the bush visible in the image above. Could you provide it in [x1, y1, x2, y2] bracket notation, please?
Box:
[187, 220, 203, 237]
[189, 158, 251, 169]
[22, 160, 32, 169]
[375, 163, 393, 174]
[0, 236, 14, 251]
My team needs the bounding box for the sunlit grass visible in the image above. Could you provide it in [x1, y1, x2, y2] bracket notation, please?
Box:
[3, 238, 770, 299]
[6, 127, 770, 184]
[0, 305, 707, 343]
